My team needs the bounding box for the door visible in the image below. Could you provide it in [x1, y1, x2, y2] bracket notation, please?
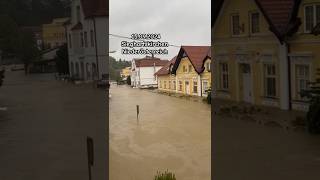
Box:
[185, 81, 190, 94]
[242, 64, 253, 103]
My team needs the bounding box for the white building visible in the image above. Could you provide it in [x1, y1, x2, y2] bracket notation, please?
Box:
[131, 56, 168, 88]
[66, 0, 108, 80]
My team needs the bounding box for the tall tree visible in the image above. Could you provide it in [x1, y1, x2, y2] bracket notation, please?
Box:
[14, 29, 40, 74]
[55, 44, 69, 75]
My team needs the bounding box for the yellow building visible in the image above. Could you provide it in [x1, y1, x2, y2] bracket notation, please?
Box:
[42, 18, 70, 49]
[212, 0, 320, 111]
[156, 46, 211, 97]
[120, 67, 131, 80]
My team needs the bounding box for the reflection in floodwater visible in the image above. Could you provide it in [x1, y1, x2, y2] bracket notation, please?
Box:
[109, 85, 211, 180]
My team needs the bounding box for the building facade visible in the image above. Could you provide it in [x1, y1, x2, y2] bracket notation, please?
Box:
[42, 18, 69, 50]
[131, 56, 168, 88]
[156, 46, 211, 97]
[66, 0, 108, 81]
[212, 0, 320, 111]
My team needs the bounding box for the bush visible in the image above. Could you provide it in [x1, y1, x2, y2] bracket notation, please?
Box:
[154, 170, 176, 180]
[301, 70, 320, 134]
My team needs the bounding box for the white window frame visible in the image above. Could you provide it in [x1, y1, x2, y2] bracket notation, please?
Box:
[295, 64, 310, 100]
[202, 80, 209, 95]
[220, 63, 229, 90]
[178, 81, 183, 91]
[263, 63, 277, 98]
[250, 12, 260, 34]
[231, 13, 240, 36]
[304, 4, 320, 33]
[193, 80, 198, 94]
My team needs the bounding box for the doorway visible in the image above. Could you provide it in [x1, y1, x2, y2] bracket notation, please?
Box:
[185, 81, 190, 94]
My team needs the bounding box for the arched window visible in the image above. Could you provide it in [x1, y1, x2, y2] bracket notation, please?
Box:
[75, 62, 80, 79]
[80, 62, 85, 80]
[86, 63, 91, 79]
[92, 63, 97, 80]
[70, 62, 74, 76]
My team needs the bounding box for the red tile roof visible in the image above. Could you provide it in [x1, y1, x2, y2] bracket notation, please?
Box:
[134, 56, 169, 68]
[155, 56, 177, 76]
[81, 0, 108, 19]
[172, 46, 211, 74]
[213, 0, 301, 43]
[255, 0, 301, 42]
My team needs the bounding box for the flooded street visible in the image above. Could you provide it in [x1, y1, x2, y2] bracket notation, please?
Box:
[213, 107, 320, 180]
[0, 71, 107, 180]
[109, 85, 211, 180]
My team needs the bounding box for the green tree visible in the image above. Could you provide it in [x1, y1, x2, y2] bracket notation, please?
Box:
[14, 29, 40, 74]
[0, 15, 19, 57]
[55, 44, 69, 75]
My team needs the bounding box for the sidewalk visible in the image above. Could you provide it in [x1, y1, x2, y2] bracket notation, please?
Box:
[212, 98, 307, 132]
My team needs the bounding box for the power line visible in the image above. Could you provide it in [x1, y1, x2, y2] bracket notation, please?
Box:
[109, 33, 181, 48]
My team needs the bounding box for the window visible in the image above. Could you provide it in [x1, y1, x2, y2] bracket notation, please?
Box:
[168, 80, 171, 89]
[203, 81, 209, 94]
[164, 81, 167, 89]
[80, 32, 84, 47]
[250, 12, 260, 34]
[76, 6, 81, 22]
[206, 62, 211, 72]
[179, 81, 183, 91]
[305, 4, 320, 32]
[296, 65, 310, 99]
[173, 81, 176, 90]
[90, 30, 95, 47]
[84, 32, 88, 47]
[193, 81, 198, 93]
[264, 64, 276, 97]
[188, 65, 192, 72]
[231, 14, 240, 35]
[220, 63, 229, 90]
[183, 66, 186, 72]
[159, 81, 162, 88]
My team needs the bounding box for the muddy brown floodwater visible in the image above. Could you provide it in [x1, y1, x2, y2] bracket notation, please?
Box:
[109, 85, 211, 180]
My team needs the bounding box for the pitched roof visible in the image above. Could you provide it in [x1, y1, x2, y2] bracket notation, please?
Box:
[81, 0, 108, 19]
[172, 46, 211, 74]
[212, 0, 301, 43]
[155, 56, 177, 76]
[254, 0, 301, 42]
[134, 56, 169, 68]
[212, 0, 224, 27]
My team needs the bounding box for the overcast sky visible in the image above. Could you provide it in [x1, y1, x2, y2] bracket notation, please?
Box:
[109, 0, 211, 61]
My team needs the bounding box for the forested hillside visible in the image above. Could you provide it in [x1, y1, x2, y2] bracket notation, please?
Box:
[0, 0, 71, 26]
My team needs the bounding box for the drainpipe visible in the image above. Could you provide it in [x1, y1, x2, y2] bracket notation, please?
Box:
[287, 43, 292, 110]
[93, 18, 99, 79]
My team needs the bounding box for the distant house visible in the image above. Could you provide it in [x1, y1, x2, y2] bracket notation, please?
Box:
[155, 46, 211, 97]
[66, 0, 108, 81]
[131, 56, 168, 88]
[120, 67, 131, 80]
[42, 18, 70, 49]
